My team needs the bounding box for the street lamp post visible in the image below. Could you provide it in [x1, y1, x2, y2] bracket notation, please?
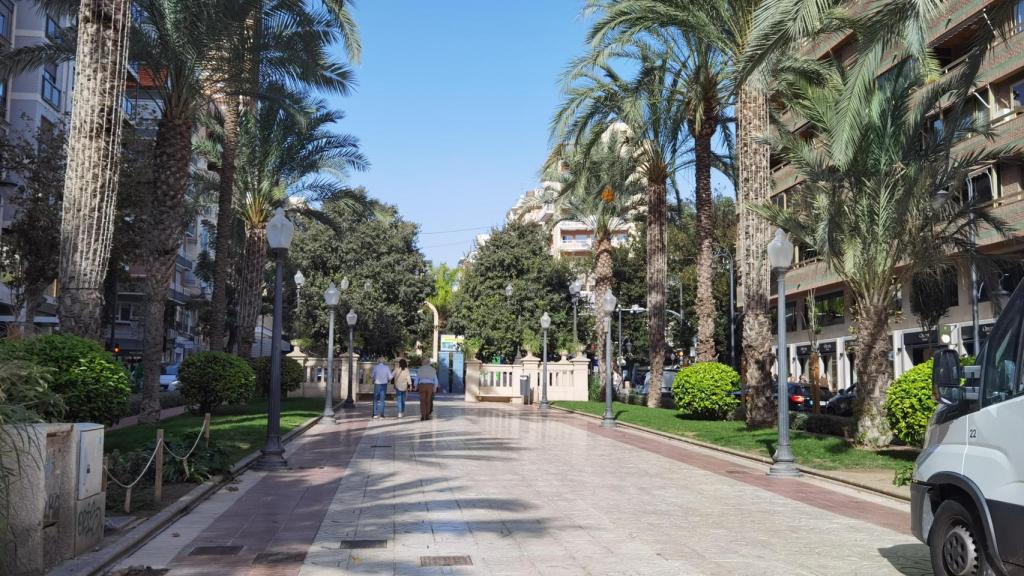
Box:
[255, 208, 294, 470]
[294, 270, 305, 311]
[322, 282, 340, 420]
[343, 307, 357, 409]
[540, 312, 551, 411]
[767, 229, 800, 477]
[601, 291, 617, 428]
[569, 280, 581, 348]
[715, 250, 737, 370]
[505, 283, 517, 360]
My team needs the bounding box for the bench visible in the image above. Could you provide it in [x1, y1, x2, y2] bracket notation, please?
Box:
[478, 395, 524, 405]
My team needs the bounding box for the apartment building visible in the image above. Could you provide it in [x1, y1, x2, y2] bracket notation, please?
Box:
[506, 187, 633, 260]
[766, 0, 1024, 390]
[0, 0, 74, 333]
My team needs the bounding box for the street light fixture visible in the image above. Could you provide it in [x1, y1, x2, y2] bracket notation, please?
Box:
[540, 312, 551, 411]
[343, 308, 358, 409]
[340, 276, 350, 291]
[601, 290, 617, 428]
[322, 282, 340, 421]
[505, 283, 514, 299]
[255, 208, 294, 470]
[569, 280, 581, 349]
[767, 228, 799, 477]
[294, 270, 305, 309]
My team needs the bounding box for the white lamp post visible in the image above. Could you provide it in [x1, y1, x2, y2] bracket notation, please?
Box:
[255, 208, 294, 470]
[322, 282, 340, 420]
[294, 270, 306, 308]
[569, 280, 581, 349]
[601, 291, 617, 428]
[767, 228, 800, 477]
[343, 308, 358, 409]
[540, 312, 551, 411]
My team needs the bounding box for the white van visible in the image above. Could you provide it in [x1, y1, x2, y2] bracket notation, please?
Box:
[911, 282, 1024, 576]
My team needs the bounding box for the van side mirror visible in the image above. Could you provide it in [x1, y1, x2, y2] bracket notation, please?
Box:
[932, 349, 963, 406]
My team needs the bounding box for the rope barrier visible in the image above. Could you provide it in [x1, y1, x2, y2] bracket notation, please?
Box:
[102, 417, 210, 488]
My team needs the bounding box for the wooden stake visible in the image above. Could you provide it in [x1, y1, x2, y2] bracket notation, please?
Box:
[102, 456, 109, 492]
[154, 429, 164, 504]
[203, 413, 211, 448]
[124, 485, 132, 514]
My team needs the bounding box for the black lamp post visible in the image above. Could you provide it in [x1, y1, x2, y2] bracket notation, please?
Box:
[540, 312, 551, 411]
[767, 228, 799, 477]
[254, 208, 294, 470]
[322, 282, 340, 420]
[343, 306, 357, 409]
[569, 280, 581, 350]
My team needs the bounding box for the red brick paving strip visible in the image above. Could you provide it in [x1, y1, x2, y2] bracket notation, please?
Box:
[165, 412, 368, 576]
[555, 411, 912, 536]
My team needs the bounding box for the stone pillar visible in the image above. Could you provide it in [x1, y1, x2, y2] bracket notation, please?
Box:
[571, 355, 591, 401]
[520, 354, 540, 404]
[464, 360, 482, 402]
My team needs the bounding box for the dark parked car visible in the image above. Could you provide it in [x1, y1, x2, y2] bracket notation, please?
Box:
[825, 385, 856, 416]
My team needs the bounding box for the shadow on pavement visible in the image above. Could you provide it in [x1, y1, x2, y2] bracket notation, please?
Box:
[878, 544, 933, 576]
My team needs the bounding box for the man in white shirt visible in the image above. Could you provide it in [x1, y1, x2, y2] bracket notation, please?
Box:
[371, 358, 392, 419]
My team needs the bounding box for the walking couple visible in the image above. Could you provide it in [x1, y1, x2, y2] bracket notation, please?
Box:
[370, 357, 438, 421]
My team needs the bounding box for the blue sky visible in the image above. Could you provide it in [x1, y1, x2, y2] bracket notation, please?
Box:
[323, 1, 590, 266]
[324, 1, 733, 267]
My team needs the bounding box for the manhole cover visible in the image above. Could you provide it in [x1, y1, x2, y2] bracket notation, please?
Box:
[253, 551, 306, 565]
[421, 556, 473, 567]
[189, 545, 243, 556]
[340, 539, 388, 549]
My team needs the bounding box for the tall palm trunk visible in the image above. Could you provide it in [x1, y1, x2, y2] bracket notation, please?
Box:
[646, 177, 668, 408]
[208, 99, 240, 352]
[853, 301, 894, 448]
[57, 0, 132, 340]
[140, 116, 194, 423]
[236, 226, 267, 359]
[592, 233, 614, 382]
[738, 86, 775, 428]
[694, 127, 717, 362]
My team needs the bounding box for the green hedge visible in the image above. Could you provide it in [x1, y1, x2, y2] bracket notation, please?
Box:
[672, 362, 740, 420]
[178, 352, 256, 414]
[884, 356, 974, 447]
[0, 335, 130, 424]
[250, 355, 304, 397]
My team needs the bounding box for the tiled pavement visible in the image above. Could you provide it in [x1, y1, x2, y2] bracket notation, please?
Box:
[119, 397, 935, 576]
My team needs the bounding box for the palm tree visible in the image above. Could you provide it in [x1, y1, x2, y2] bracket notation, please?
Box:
[227, 97, 368, 358]
[675, 34, 733, 362]
[205, 0, 361, 353]
[751, 60, 1020, 447]
[130, 0, 264, 422]
[554, 47, 688, 408]
[533, 134, 645, 376]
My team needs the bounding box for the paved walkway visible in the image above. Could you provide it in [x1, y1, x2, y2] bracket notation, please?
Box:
[119, 397, 934, 576]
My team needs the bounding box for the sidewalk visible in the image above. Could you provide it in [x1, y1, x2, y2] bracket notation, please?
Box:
[118, 397, 934, 575]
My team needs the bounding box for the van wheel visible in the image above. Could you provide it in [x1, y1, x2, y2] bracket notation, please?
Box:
[929, 499, 993, 576]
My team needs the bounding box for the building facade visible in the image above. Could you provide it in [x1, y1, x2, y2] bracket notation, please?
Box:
[765, 0, 1024, 391]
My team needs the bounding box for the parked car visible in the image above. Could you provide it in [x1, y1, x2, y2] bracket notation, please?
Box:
[825, 385, 856, 416]
[160, 363, 180, 391]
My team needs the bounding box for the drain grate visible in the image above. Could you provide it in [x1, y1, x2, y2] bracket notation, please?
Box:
[340, 539, 388, 549]
[253, 551, 306, 565]
[189, 545, 243, 556]
[420, 555, 473, 567]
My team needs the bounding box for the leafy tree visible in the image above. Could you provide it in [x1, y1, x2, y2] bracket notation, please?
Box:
[291, 199, 430, 358]
[449, 222, 574, 362]
[0, 122, 65, 339]
[751, 60, 1020, 447]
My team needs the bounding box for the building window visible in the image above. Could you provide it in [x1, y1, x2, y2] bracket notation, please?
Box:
[45, 16, 62, 41]
[0, 2, 10, 41]
[42, 64, 62, 109]
[0, 77, 7, 119]
[1011, 78, 1024, 110]
[118, 303, 135, 322]
[813, 292, 846, 327]
[969, 169, 995, 204]
[1013, 0, 1024, 34]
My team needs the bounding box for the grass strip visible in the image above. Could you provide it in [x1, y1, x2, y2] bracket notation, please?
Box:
[555, 401, 915, 471]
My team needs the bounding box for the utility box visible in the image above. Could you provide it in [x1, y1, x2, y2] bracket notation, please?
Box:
[74, 423, 105, 555]
[519, 375, 532, 404]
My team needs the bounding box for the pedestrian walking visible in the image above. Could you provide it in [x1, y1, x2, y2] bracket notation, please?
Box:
[417, 358, 438, 420]
[371, 357, 392, 419]
[391, 359, 411, 418]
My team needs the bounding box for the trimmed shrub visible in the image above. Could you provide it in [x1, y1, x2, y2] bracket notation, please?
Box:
[672, 362, 740, 420]
[250, 355, 304, 397]
[885, 356, 974, 447]
[178, 352, 256, 414]
[0, 334, 130, 424]
[884, 361, 936, 447]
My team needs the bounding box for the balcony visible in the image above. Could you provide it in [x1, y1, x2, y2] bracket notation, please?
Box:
[772, 163, 802, 193]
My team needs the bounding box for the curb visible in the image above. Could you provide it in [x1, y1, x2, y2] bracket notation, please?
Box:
[51, 405, 341, 576]
[550, 405, 910, 502]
